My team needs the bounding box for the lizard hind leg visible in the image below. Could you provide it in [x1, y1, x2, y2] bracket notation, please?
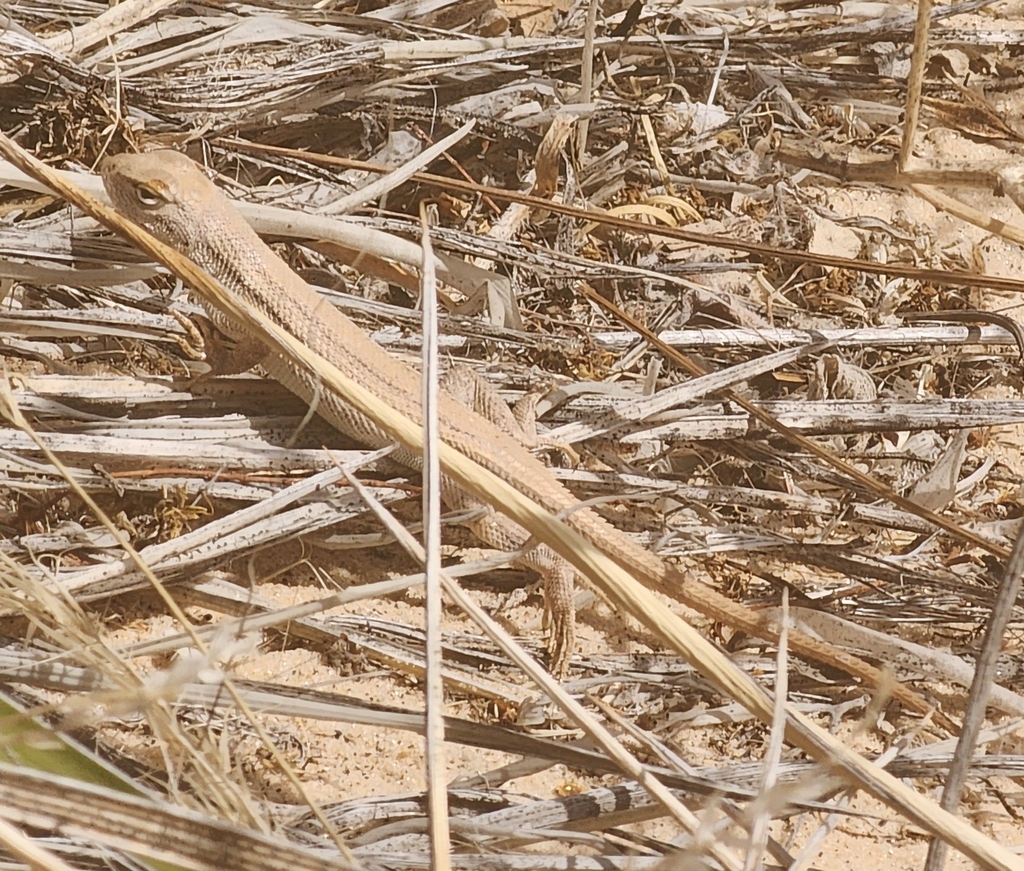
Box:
[440, 364, 537, 444]
[538, 547, 575, 678]
[440, 365, 576, 677]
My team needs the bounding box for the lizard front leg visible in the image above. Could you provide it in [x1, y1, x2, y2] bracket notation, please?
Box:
[190, 300, 271, 376]
[440, 365, 576, 677]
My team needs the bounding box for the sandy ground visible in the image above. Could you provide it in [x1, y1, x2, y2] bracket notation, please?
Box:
[12, 1, 1024, 868]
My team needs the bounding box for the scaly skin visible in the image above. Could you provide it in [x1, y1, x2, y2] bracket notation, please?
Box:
[101, 150, 933, 713]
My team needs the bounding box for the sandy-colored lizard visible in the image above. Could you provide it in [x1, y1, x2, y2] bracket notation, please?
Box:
[100, 150, 932, 715]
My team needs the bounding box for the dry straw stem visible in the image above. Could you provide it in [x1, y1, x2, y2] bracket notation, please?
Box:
[0, 764, 359, 871]
[224, 138, 1024, 295]
[417, 203, 452, 871]
[339, 469, 748, 871]
[40, 0, 179, 57]
[0, 157, 439, 275]
[217, 140, 1011, 563]
[0, 813, 78, 871]
[2, 137, 1018, 870]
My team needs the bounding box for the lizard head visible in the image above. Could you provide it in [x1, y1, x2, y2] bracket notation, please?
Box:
[100, 150, 219, 252]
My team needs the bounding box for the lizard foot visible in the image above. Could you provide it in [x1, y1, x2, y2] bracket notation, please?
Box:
[543, 562, 576, 679]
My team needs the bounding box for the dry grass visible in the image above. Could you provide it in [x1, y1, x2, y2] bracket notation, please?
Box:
[2, 0, 1024, 868]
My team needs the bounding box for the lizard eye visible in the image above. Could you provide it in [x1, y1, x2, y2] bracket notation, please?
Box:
[133, 184, 162, 207]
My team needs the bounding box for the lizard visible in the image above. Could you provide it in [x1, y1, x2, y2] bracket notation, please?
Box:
[99, 149, 935, 717]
